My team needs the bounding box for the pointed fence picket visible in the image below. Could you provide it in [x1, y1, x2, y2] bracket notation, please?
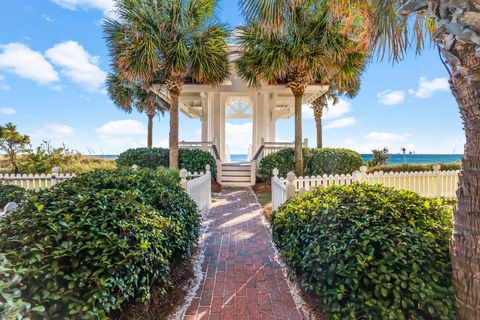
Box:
[271, 165, 460, 211]
[0, 167, 76, 192]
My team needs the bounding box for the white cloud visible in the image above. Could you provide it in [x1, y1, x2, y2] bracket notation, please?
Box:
[340, 132, 414, 154]
[0, 108, 16, 115]
[325, 117, 357, 129]
[365, 132, 410, 144]
[377, 90, 406, 105]
[303, 98, 352, 120]
[42, 14, 55, 23]
[95, 119, 147, 153]
[45, 41, 106, 92]
[51, 0, 114, 13]
[31, 123, 75, 145]
[324, 99, 352, 120]
[225, 122, 252, 154]
[408, 77, 449, 98]
[0, 43, 59, 85]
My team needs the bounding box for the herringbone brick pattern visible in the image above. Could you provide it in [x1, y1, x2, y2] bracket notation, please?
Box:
[183, 188, 305, 320]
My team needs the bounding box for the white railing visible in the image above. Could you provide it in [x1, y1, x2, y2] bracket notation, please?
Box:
[272, 165, 460, 211]
[253, 138, 308, 164]
[180, 140, 218, 159]
[0, 167, 76, 191]
[180, 165, 212, 215]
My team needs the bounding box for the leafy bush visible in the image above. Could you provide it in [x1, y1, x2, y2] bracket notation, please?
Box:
[367, 162, 461, 174]
[0, 184, 28, 209]
[272, 184, 455, 319]
[0, 168, 201, 319]
[116, 147, 217, 179]
[257, 148, 366, 181]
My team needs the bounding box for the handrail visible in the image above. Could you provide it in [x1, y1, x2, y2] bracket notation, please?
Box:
[211, 144, 221, 160]
[252, 145, 265, 161]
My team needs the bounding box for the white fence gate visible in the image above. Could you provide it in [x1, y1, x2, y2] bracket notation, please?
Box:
[272, 165, 460, 211]
[180, 165, 212, 215]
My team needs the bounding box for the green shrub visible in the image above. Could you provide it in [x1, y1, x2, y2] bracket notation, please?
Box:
[0, 168, 201, 319]
[0, 184, 28, 209]
[305, 148, 366, 176]
[116, 148, 217, 179]
[272, 184, 455, 319]
[257, 148, 366, 181]
[367, 162, 461, 174]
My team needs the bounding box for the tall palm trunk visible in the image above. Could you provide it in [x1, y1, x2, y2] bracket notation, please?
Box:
[146, 112, 154, 149]
[293, 92, 304, 175]
[448, 44, 480, 319]
[312, 96, 326, 148]
[169, 91, 180, 168]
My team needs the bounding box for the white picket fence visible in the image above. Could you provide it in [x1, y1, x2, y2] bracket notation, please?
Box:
[0, 167, 76, 191]
[180, 165, 212, 215]
[272, 165, 460, 212]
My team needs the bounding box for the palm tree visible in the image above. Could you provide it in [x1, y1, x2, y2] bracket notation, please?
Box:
[240, 0, 480, 316]
[312, 47, 367, 148]
[235, 3, 355, 175]
[106, 74, 168, 148]
[104, 0, 229, 168]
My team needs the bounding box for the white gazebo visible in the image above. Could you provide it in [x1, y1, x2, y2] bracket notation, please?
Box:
[154, 44, 329, 186]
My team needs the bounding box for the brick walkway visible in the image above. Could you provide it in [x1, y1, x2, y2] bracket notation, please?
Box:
[183, 188, 306, 320]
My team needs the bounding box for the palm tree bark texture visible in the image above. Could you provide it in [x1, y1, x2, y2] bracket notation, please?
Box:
[312, 96, 326, 148]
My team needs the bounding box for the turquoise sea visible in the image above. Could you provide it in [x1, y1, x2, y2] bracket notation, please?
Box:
[230, 154, 463, 164]
[92, 154, 463, 165]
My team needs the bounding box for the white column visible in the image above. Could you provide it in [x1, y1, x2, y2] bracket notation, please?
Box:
[219, 93, 227, 160]
[269, 93, 277, 142]
[252, 91, 259, 153]
[201, 92, 208, 142]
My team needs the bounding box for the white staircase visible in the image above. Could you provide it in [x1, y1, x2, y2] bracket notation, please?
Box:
[220, 162, 253, 187]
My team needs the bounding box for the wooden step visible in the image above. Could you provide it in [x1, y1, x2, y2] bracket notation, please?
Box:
[221, 175, 251, 182]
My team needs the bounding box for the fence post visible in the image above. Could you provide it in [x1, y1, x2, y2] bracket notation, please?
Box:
[51, 167, 59, 187]
[250, 159, 257, 185]
[353, 166, 367, 183]
[180, 169, 188, 190]
[287, 171, 296, 199]
[131, 164, 139, 171]
[216, 159, 222, 184]
[433, 164, 441, 198]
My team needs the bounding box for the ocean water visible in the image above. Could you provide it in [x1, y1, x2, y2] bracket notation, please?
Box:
[90, 153, 463, 165]
[360, 154, 462, 165]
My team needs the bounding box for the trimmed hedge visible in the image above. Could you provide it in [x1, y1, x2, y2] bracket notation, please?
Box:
[257, 148, 366, 181]
[272, 184, 455, 319]
[0, 184, 28, 209]
[116, 148, 217, 179]
[367, 162, 461, 174]
[0, 168, 201, 319]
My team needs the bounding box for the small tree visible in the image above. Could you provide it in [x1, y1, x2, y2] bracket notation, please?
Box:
[368, 149, 389, 167]
[0, 123, 30, 173]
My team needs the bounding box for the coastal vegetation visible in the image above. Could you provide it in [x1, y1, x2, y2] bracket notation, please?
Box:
[257, 148, 365, 182]
[116, 147, 217, 179]
[104, 0, 230, 168]
[236, 2, 365, 175]
[272, 184, 456, 319]
[240, 0, 480, 315]
[0, 167, 200, 319]
[106, 74, 169, 149]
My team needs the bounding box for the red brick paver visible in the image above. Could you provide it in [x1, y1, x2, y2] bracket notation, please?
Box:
[183, 188, 305, 320]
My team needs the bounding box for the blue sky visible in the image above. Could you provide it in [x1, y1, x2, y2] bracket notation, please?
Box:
[0, 0, 464, 155]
